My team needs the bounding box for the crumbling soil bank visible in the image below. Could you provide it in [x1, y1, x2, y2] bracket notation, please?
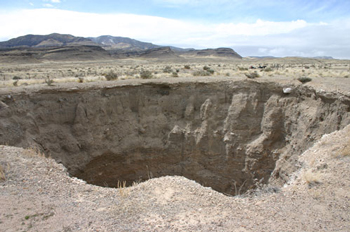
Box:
[1, 79, 350, 195]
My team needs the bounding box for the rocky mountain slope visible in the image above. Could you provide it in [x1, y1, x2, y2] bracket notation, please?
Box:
[0, 33, 95, 48]
[0, 33, 242, 61]
[89, 35, 160, 51]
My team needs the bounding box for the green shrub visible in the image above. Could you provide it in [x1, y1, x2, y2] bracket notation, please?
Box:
[203, 66, 210, 71]
[184, 65, 191, 69]
[207, 69, 215, 74]
[172, 72, 179, 77]
[298, 77, 312, 84]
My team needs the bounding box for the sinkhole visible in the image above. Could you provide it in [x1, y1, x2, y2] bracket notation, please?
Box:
[1, 80, 349, 195]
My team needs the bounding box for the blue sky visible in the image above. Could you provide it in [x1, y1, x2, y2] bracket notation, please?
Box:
[1, 0, 350, 58]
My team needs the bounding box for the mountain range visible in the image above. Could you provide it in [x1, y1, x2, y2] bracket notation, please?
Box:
[0, 33, 242, 62]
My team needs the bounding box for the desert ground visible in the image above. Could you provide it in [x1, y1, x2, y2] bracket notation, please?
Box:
[1, 57, 350, 231]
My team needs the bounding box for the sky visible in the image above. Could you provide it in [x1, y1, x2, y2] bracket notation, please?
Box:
[1, 0, 350, 58]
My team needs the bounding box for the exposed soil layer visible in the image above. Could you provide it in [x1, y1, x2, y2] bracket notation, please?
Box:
[1, 79, 350, 195]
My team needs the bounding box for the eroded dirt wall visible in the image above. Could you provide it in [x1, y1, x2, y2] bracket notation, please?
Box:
[1, 80, 349, 194]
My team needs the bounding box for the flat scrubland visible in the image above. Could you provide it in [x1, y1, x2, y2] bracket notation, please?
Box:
[1, 58, 349, 90]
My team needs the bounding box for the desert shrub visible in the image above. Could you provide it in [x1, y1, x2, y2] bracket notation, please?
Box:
[245, 72, 260, 79]
[12, 76, 22, 80]
[78, 77, 84, 83]
[140, 70, 153, 79]
[225, 73, 230, 76]
[193, 70, 211, 76]
[264, 67, 273, 72]
[163, 66, 172, 73]
[45, 78, 54, 86]
[203, 66, 210, 71]
[298, 77, 312, 84]
[238, 67, 248, 71]
[172, 72, 179, 77]
[13, 80, 18, 86]
[184, 65, 191, 69]
[207, 69, 215, 74]
[104, 70, 118, 81]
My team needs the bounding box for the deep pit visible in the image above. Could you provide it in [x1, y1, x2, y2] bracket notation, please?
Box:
[1, 79, 350, 195]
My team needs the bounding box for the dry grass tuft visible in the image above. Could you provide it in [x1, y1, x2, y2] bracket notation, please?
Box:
[0, 164, 5, 181]
[24, 147, 46, 158]
[302, 169, 322, 187]
[337, 140, 350, 157]
[117, 180, 130, 197]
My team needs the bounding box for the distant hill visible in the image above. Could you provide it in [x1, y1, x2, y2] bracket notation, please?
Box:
[0, 33, 96, 48]
[0, 46, 111, 63]
[247, 56, 279, 59]
[0, 33, 243, 61]
[140, 47, 181, 59]
[89, 35, 160, 51]
[313, 56, 334, 60]
[184, 48, 242, 59]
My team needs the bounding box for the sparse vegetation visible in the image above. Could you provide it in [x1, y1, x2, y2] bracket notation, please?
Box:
[163, 66, 172, 73]
[238, 67, 248, 71]
[117, 180, 130, 197]
[172, 72, 179, 77]
[203, 66, 210, 71]
[78, 77, 84, 83]
[104, 70, 118, 81]
[298, 76, 312, 84]
[140, 70, 153, 79]
[337, 140, 350, 157]
[0, 164, 5, 181]
[184, 65, 191, 69]
[245, 72, 259, 79]
[45, 78, 54, 86]
[193, 70, 211, 76]
[302, 169, 322, 187]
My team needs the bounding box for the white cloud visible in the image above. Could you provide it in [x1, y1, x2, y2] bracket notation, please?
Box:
[0, 8, 349, 58]
[43, 0, 61, 3]
[215, 19, 307, 36]
[43, 4, 54, 8]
